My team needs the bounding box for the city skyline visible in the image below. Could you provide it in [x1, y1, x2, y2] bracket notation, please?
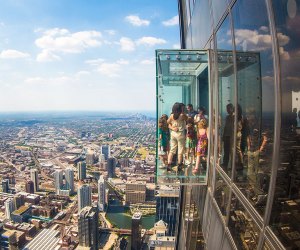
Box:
[0, 0, 179, 112]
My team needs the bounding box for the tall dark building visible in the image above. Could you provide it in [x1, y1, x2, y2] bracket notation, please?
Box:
[25, 180, 34, 194]
[107, 157, 116, 178]
[101, 145, 110, 160]
[155, 186, 179, 236]
[2, 179, 9, 193]
[131, 212, 142, 250]
[78, 206, 99, 250]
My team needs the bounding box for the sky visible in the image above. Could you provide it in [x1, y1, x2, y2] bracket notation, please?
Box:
[0, 0, 180, 112]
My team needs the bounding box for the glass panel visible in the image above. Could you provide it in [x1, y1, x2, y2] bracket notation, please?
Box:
[156, 50, 209, 185]
[228, 193, 261, 249]
[214, 172, 230, 220]
[216, 16, 235, 178]
[269, 1, 300, 249]
[211, 0, 229, 27]
[231, 0, 275, 218]
[190, 0, 211, 48]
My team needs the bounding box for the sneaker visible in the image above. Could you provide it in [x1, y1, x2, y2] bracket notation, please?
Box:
[185, 160, 191, 165]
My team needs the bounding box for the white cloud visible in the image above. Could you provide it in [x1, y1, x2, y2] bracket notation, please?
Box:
[259, 26, 269, 32]
[76, 71, 90, 77]
[0, 49, 30, 59]
[105, 29, 116, 35]
[279, 46, 290, 60]
[36, 49, 61, 62]
[141, 59, 154, 65]
[97, 63, 121, 77]
[119, 37, 135, 51]
[35, 28, 102, 57]
[277, 32, 290, 46]
[85, 58, 105, 66]
[117, 59, 129, 65]
[136, 36, 167, 46]
[162, 15, 179, 26]
[173, 43, 180, 49]
[125, 15, 150, 26]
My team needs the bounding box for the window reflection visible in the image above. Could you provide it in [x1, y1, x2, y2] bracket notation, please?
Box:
[231, 0, 275, 217]
[216, 16, 235, 178]
[214, 173, 230, 219]
[228, 193, 261, 249]
[269, 0, 300, 248]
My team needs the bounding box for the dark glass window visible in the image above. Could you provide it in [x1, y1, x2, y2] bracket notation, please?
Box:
[231, 0, 275, 217]
[269, 1, 300, 249]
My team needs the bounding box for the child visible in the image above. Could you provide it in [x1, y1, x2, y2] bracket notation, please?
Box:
[158, 115, 170, 168]
[185, 117, 197, 165]
[193, 118, 208, 174]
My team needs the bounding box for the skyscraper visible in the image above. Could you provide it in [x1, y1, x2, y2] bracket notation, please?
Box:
[54, 170, 63, 195]
[25, 180, 34, 194]
[155, 186, 179, 236]
[98, 175, 106, 212]
[78, 206, 99, 250]
[131, 212, 142, 250]
[5, 198, 14, 220]
[78, 161, 86, 180]
[86, 150, 95, 165]
[107, 157, 116, 178]
[101, 145, 110, 160]
[64, 168, 74, 194]
[78, 184, 92, 212]
[30, 169, 39, 193]
[2, 179, 9, 193]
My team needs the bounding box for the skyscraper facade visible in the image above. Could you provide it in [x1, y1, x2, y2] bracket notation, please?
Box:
[131, 212, 142, 250]
[54, 170, 63, 195]
[78, 161, 86, 180]
[2, 179, 9, 193]
[98, 175, 106, 212]
[64, 168, 74, 194]
[78, 206, 99, 250]
[25, 180, 34, 194]
[78, 184, 92, 212]
[155, 1, 300, 249]
[101, 145, 110, 161]
[4, 198, 14, 220]
[30, 169, 39, 193]
[107, 157, 116, 178]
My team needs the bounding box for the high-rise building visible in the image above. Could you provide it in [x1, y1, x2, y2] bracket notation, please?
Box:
[98, 175, 106, 212]
[5, 198, 15, 220]
[86, 150, 95, 165]
[25, 180, 34, 194]
[78, 161, 86, 180]
[107, 157, 116, 178]
[78, 206, 99, 250]
[30, 169, 39, 193]
[78, 184, 92, 212]
[155, 186, 179, 236]
[64, 168, 74, 194]
[54, 170, 63, 195]
[101, 145, 110, 160]
[131, 212, 142, 250]
[125, 181, 146, 204]
[153, 1, 300, 249]
[2, 179, 9, 193]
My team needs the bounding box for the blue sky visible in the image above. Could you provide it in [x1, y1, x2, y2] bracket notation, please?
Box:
[0, 0, 179, 112]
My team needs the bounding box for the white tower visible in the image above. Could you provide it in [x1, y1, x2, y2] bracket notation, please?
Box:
[30, 169, 39, 193]
[5, 198, 15, 220]
[78, 184, 92, 212]
[65, 168, 74, 194]
[54, 170, 63, 195]
[98, 176, 106, 212]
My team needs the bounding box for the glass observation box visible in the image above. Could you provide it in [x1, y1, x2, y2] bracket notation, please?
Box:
[155, 49, 261, 186]
[156, 50, 210, 185]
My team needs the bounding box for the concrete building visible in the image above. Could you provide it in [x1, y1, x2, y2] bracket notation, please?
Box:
[86, 150, 95, 165]
[78, 184, 92, 212]
[4, 198, 15, 220]
[125, 181, 146, 204]
[78, 206, 99, 250]
[25, 180, 34, 194]
[101, 145, 110, 160]
[2, 180, 9, 193]
[24, 228, 60, 250]
[149, 220, 175, 250]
